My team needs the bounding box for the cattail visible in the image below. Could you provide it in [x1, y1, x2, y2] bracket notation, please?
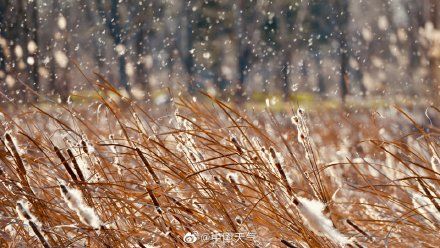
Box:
[54, 146, 78, 182]
[16, 200, 51, 248]
[213, 175, 221, 184]
[431, 154, 440, 173]
[228, 173, 241, 194]
[291, 115, 299, 126]
[192, 200, 206, 214]
[146, 187, 162, 214]
[346, 219, 372, 241]
[81, 138, 96, 154]
[188, 151, 197, 163]
[342, 240, 365, 248]
[235, 216, 243, 225]
[81, 140, 89, 154]
[291, 110, 310, 144]
[137, 241, 147, 248]
[4, 133, 35, 196]
[136, 148, 160, 185]
[59, 183, 101, 229]
[170, 196, 194, 215]
[269, 147, 293, 196]
[63, 139, 92, 181]
[231, 136, 243, 155]
[67, 148, 85, 182]
[281, 239, 297, 248]
[294, 197, 348, 245]
[5, 133, 27, 177]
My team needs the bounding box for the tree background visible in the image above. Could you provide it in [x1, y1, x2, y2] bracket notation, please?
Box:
[0, 0, 439, 104]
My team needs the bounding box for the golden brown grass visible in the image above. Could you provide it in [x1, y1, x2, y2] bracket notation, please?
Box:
[0, 78, 439, 247]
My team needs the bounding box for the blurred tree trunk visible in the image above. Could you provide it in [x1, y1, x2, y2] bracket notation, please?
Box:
[167, 49, 175, 82]
[313, 49, 326, 95]
[280, 34, 292, 100]
[162, 5, 177, 87]
[210, 46, 228, 96]
[339, 33, 349, 102]
[60, 5, 71, 102]
[28, 0, 39, 100]
[276, 1, 292, 101]
[237, 45, 251, 101]
[281, 54, 291, 101]
[110, 0, 129, 92]
[164, 26, 176, 85]
[0, 0, 8, 79]
[300, 58, 309, 84]
[382, 0, 398, 65]
[335, 0, 349, 102]
[429, 0, 440, 102]
[277, 0, 310, 101]
[128, 0, 152, 97]
[81, 0, 105, 73]
[234, 0, 252, 102]
[406, 2, 423, 70]
[48, 0, 59, 96]
[16, 0, 29, 100]
[97, 0, 130, 93]
[179, 1, 197, 94]
[355, 65, 366, 97]
[134, 25, 151, 95]
[48, 0, 71, 102]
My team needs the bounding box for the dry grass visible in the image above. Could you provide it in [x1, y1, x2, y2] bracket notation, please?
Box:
[0, 78, 439, 247]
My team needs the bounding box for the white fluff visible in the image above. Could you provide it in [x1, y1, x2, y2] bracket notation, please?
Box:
[60, 183, 101, 229]
[16, 200, 44, 240]
[296, 197, 348, 245]
[16, 200, 39, 226]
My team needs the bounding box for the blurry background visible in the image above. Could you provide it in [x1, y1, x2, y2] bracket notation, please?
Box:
[0, 0, 439, 104]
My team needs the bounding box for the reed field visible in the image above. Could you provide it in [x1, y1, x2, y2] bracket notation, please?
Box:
[0, 80, 439, 247]
[2, 0, 440, 247]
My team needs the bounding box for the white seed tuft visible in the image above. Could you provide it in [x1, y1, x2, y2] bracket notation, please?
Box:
[59, 183, 101, 229]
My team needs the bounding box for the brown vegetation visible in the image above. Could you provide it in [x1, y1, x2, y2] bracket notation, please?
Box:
[0, 80, 439, 247]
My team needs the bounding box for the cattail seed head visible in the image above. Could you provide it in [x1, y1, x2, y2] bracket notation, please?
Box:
[59, 183, 101, 229]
